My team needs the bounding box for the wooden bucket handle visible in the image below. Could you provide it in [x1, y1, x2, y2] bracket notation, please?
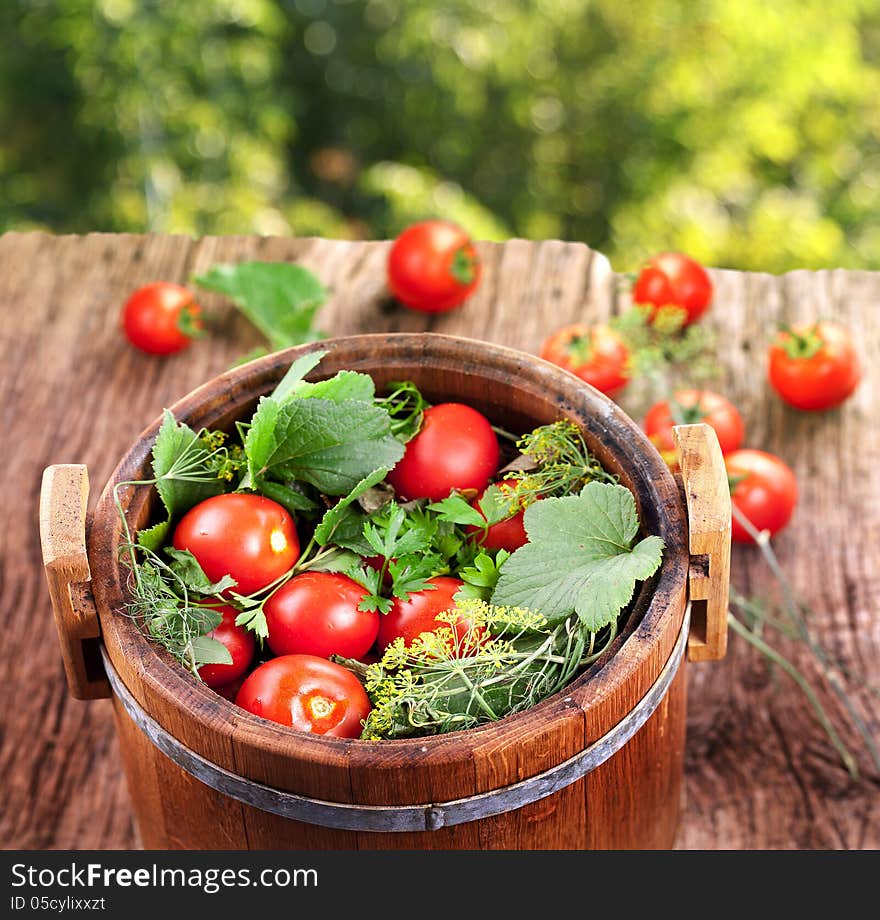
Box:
[673, 423, 732, 662]
[39, 464, 110, 699]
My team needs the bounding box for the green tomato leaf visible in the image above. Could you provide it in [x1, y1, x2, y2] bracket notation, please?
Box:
[490, 482, 664, 630]
[322, 504, 374, 556]
[256, 480, 318, 514]
[193, 261, 327, 350]
[164, 547, 238, 596]
[305, 547, 364, 575]
[294, 370, 375, 403]
[245, 395, 404, 496]
[427, 495, 486, 529]
[152, 410, 226, 518]
[138, 411, 227, 549]
[270, 350, 328, 402]
[315, 466, 392, 546]
[191, 635, 234, 667]
[137, 518, 171, 553]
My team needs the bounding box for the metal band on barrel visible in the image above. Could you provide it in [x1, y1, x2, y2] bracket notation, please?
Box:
[101, 606, 689, 833]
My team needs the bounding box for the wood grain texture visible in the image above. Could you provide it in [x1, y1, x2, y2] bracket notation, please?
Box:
[2, 231, 878, 850]
[673, 424, 732, 662]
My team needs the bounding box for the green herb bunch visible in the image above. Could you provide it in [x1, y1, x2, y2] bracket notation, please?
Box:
[117, 352, 665, 740]
[356, 600, 610, 740]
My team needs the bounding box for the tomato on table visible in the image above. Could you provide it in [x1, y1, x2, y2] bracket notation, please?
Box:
[539, 324, 630, 397]
[264, 572, 378, 660]
[465, 481, 530, 553]
[172, 493, 300, 597]
[386, 402, 499, 501]
[725, 449, 798, 544]
[768, 321, 861, 411]
[632, 252, 713, 325]
[387, 220, 481, 313]
[235, 654, 371, 737]
[121, 281, 203, 355]
[376, 576, 467, 652]
[643, 389, 744, 467]
[197, 605, 256, 690]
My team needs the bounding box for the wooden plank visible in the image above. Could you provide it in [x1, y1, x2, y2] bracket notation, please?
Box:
[673, 424, 732, 661]
[1, 231, 877, 850]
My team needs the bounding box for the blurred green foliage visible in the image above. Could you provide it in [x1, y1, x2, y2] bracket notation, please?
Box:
[2, 0, 880, 272]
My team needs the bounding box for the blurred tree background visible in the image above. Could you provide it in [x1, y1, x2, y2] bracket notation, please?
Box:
[2, 0, 880, 272]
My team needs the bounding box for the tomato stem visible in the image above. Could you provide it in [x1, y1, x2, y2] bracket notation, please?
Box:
[175, 302, 206, 339]
[668, 393, 706, 426]
[779, 323, 823, 360]
[565, 333, 594, 365]
[451, 246, 478, 285]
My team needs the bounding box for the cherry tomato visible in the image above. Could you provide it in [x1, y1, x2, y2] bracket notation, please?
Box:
[768, 321, 861, 411]
[197, 605, 256, 690]
[386, 403, 500, 501]
[643, 390, 745, 468]
[539, 324, 630, 397]
[465, 481, 529, 553]
[387, 220, 481, 313]
[376, 576, 466, 652]
[121, 281, 203, 355]
[725, 449, 798, 544]
[172, 493, 300, 597]
[264, 572, 378, 660]
[235, 654, 371, 737]
[632, 252, 713, 325]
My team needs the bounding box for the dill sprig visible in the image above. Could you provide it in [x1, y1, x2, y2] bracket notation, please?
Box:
[117, 539, 228, 675]
[357, 599, 617, 740]
[497, 420, 617, 515]
[375, 380, 429, 442]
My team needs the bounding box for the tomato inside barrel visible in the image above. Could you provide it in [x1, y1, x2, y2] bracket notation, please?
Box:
[126, 355, 664, 741]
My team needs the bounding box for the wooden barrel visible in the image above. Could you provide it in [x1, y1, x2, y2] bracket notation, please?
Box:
[40, 333, 730, 850]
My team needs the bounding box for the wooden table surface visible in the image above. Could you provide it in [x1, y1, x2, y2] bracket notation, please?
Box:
[2, 231, 877, 851]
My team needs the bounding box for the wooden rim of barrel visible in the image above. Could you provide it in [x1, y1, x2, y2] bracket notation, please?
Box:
[55, 333, 695, 808]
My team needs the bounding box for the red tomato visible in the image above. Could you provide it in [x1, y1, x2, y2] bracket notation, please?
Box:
[376, 576, 466, 652]
[172, 493, 300, 597]
[264, 572, 378, 660]
[643, 390, 745, 468]
[386, 403, 499, 501]
[539, 324, 630, 397]
[197, 605, 256, 690]
[465, 481, 529, 552]
[725, 449, 798, 544]
[768, 321, 861, 411]
[121, 281, 202, 355]
[632, 252, 713, 325]
[363, 554, 397, 587]
[235, 654, 371, 737]
[387, 220, 481, 313]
